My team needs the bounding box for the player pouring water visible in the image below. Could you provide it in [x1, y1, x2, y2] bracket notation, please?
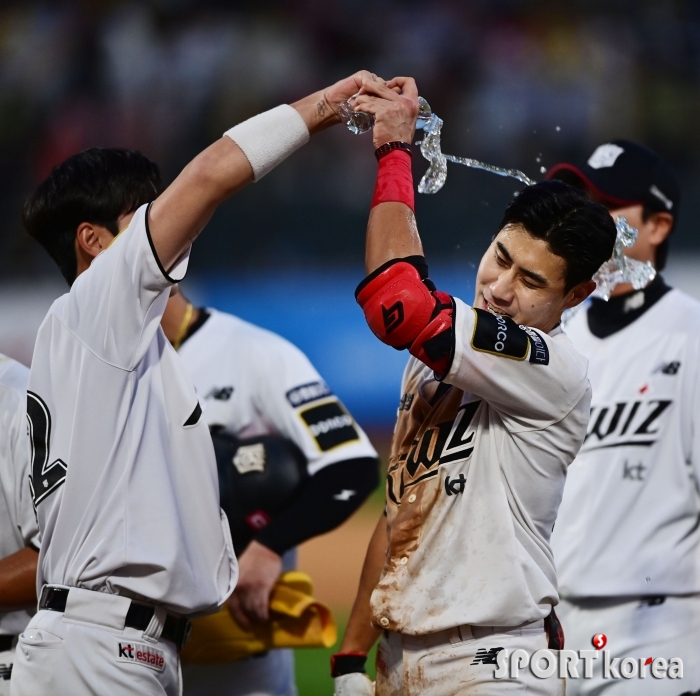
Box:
[331, 76, 617, 696]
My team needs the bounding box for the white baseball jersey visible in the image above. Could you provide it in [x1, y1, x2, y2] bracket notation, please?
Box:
[552, 289, 700, 597]
[371, 299, 590, 634]
[27, 204, 236, 616]
[176, 309, 377, 473]
[0, 355, 38, 635]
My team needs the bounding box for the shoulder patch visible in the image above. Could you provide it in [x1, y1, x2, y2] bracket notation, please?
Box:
[470, 308, 529, 360]
[286, 381, 332, 408]
[299, 398, 359, 451]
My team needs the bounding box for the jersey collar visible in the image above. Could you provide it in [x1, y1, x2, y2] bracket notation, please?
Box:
[587, 274, 671, 339]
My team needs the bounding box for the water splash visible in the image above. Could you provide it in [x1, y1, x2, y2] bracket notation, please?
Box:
[562, 216, 656, 325]
[340, 97, 654, 308]
[591, 216, 656, 300]
[415, 101, 535, 193]
[339, 96, 535, 192]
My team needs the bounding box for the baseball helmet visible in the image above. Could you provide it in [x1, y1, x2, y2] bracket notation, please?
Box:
[211, 428, 309, 554]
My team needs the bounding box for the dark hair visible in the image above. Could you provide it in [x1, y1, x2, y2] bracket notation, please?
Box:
[23, 148, 162, 285]
[500, 180, 617, 292]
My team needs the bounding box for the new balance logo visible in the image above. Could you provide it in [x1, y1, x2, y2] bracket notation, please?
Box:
[0, 664, 12, 680]
[660, 361, 681, 375]
[382, 301, 404, 333]
[445, 474, 466, 496]
[206, 386, 234, 401]
[471, 647, 504, 665]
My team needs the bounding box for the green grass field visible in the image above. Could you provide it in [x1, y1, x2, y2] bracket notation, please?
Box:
[294, 616, 377, 695]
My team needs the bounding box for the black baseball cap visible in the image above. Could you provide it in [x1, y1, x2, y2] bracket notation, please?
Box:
[547, 140, 680, 218]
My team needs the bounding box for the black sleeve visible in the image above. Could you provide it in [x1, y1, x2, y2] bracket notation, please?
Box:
[254, 456, 380, 556]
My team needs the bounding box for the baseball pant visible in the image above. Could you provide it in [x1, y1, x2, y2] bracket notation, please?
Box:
[182, 649, 297, 696]
[375, 620, 564, 695]
[10, 600, 181, 696]
[558, 594, 700, 695]
[0, 647, 14, 696]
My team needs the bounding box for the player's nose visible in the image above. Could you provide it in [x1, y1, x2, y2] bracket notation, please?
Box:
[489, 271, 515, 306]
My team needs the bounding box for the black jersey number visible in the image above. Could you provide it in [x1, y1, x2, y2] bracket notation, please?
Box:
[27, 391, 67, 507]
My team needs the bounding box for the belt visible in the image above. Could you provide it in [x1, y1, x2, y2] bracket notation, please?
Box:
[0, 635, 15, 652]
[39, 586, 192, 651]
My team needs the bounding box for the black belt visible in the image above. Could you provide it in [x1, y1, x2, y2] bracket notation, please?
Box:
[39, 586, 191, 651]
[0, 635, 15, 652]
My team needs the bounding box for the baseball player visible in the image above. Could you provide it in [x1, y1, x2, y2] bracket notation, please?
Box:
[330, 77, 617, 696]
[14, 70, 382, 696]
[161, 286, 379, 696]
[0, 354, 39, 696]
[548, 142, 700, 694]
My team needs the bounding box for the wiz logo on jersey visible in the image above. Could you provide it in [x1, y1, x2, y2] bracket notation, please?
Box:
[580, 398, 672, 453]
[387, 400, 481, 505]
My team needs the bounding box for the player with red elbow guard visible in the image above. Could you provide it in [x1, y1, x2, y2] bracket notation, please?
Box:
[331, 76, 617, 695]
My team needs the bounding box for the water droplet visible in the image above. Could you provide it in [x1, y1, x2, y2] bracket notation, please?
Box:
[455, 244, 461, 249]
[535, 157, 542, 163]
[540, 166, 546, 174]
[481, 200, 489, 206]
[555, 126, 561, 132]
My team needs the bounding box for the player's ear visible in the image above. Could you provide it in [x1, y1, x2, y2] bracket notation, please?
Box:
[562, 279, 596, 312]
[75, 222, 113, 260]
[648, 211, 673, 247]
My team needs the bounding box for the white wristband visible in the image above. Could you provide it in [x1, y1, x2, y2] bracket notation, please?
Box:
[224, 104, 310, 181]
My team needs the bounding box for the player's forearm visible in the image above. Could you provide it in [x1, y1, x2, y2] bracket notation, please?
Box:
[291, 89, 340, 136]
[0, 547, 38, 611]
[365, 202, 424, 274]
[339, 514, 387, 653]
[255, 456, 379, 555]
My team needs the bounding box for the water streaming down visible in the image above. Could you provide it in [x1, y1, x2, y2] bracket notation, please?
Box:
[562, 216, 657, 324]
[340, 97, 656, 302]
[591, 216, 656, 301]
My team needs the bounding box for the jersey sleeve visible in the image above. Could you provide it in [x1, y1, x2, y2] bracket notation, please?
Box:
[59, 203, 190, 370]
[444, 298, 589, 429]
[251, 337, 377, 476]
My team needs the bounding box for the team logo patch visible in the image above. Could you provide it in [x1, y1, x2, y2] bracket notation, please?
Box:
[232, 443, 266, 474]
[587, 143, 624, 169]
[286, 381, 332, 408]
[470, 309, 529, 360]
[116, 641, 165, 672]
[299, 399, 359, 451]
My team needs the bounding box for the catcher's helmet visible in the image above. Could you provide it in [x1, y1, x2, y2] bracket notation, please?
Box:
[211, 429, 308, 554]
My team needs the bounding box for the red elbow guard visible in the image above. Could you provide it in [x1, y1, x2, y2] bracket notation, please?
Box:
[356, 261, 435, 349]
[409, 291, 456, 378]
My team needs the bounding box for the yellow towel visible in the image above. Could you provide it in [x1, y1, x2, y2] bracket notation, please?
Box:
[180, 571, 337, 664]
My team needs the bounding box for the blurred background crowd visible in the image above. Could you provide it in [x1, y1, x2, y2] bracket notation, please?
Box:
[2, 0, 700, 275]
